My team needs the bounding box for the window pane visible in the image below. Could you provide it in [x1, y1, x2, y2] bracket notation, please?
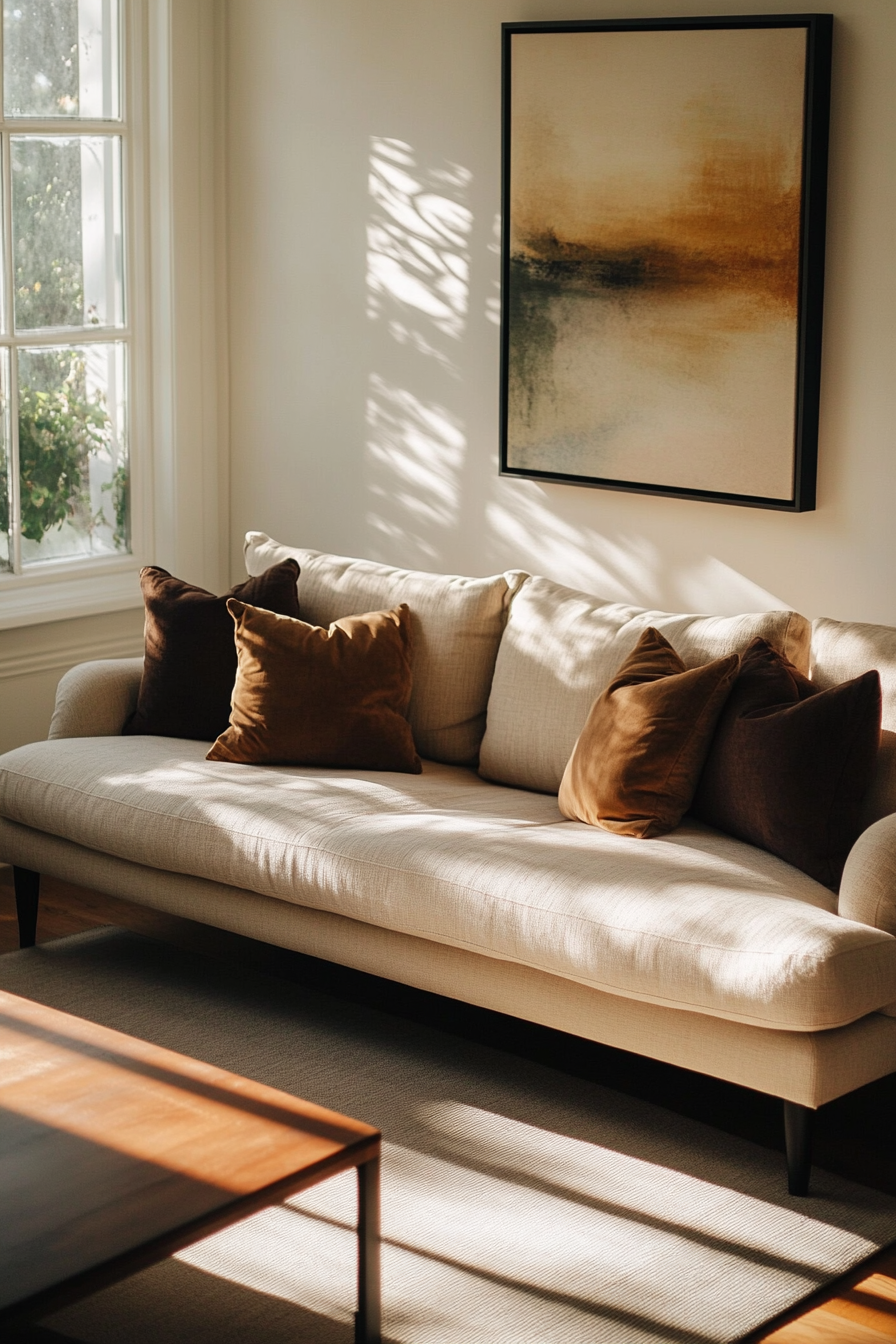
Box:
[12, 135, 123, 330]
[0, 350, 10, 570]
[4, 0, 120, 119]
[0, 144, 5, 337]
[18, 342, 128, 565]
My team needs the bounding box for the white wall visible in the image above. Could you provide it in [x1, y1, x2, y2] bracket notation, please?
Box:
[225, 0, 896, 625]
[0, 607, 144, 756]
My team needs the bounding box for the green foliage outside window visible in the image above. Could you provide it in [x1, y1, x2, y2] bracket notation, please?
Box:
[0, 1, 128, 561]
[0, 350, 126, 548]
[3, 0, 81, 118]
[14, 137, 86, 330]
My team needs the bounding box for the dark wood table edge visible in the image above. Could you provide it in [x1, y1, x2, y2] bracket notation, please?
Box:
[1, 1134, 382, 1343]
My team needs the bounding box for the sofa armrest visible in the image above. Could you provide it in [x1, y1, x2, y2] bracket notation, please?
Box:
[838, 813, 896, 935]
[49, 658, 144, 739]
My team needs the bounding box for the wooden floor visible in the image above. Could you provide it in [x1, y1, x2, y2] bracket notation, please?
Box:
[2, 869, 896, 1342]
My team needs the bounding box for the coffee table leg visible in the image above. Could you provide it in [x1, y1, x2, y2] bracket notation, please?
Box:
[355, 1154, 381, 1344]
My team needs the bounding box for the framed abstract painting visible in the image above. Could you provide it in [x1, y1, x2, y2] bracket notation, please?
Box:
[500, 15, 832, 511]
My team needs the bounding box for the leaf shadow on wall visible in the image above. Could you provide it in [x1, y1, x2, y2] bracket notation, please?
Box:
[364, 136, 471, 565]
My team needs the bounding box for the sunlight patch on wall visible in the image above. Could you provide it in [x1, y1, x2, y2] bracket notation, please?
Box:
[674, 556, 785, 614]
[367, 137, 472, 358]
[486, 485, 788, 613]
[366, 373, 464, 563]
[486, 212, 501, 326]
[486, 486, 659, 602]
[365, 139, 472, 568]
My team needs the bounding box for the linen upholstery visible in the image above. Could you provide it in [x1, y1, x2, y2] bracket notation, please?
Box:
[3, 736, 896, 1033]
[693, 639, 882, 889]
[559, 628, 739, 837]
[479, 575, 811, 794]
[49, 658, 143, 739]
[861, 731, 896, 831]
[208, 602, 420, 773]
[244, 532, 526, 765]
[2, 817, 896, 1111]
[840, 814, 896, 941]
[812, 616, 896, 732]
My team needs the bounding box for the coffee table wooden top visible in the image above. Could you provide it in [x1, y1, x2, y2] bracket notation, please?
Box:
[0, 988, 380, 1322]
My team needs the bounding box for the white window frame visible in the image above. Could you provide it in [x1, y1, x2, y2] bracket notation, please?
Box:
[0, 0, 227, 631]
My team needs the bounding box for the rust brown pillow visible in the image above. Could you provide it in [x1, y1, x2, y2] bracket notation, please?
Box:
[691, 637, 881, 888]
[124, 560, 301, 741]
[558, 627, 739, 838]
[207, 601, 422, 772]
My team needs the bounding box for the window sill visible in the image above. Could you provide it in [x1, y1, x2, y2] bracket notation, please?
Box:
[0, 562, 143, 630]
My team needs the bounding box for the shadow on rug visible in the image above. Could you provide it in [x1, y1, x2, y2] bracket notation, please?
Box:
[2, 927, 895, 1344]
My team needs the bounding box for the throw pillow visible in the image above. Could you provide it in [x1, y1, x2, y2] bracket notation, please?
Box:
[691, 638, 882, 888]
[207, 601, 422, 773]
[124, 560, 302, 741]
[558, 627, 740, 838]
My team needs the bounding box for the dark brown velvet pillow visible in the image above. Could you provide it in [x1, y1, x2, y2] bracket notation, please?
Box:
[558, 627, 740, 838]
[207, 601, 422, 773]
[691, 638, 882, 888]
[124, 560, 301, 741]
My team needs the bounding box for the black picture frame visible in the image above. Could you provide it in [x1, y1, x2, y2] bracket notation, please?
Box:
[500, 14, 832, 511]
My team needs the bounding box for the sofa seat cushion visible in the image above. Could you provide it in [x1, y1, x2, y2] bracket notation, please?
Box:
[2, 738, 896, 1033]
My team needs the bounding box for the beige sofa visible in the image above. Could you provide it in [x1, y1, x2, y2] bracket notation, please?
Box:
[2, 532, 896, 1196]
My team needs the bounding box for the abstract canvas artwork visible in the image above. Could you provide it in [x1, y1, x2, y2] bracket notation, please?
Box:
[500, 16, 832, 510]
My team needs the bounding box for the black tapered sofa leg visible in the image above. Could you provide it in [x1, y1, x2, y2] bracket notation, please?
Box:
[784, 1100, 813, 1196]
[13, 866, 40, 949]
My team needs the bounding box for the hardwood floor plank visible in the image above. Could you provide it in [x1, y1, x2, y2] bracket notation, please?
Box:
[802, 1274, 896, 1333]
[859, 1272, 896, 1306]
[762, 1303, 896, 1341]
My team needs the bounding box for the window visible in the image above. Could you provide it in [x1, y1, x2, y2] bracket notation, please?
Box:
[0, 0, 129, 576]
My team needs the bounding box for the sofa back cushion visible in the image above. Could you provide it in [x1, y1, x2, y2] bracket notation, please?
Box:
[478, 574, 811, 794]
[812, 616, 896, 823]
[861, 731, 896, 829]
[812, 617, 896, 731]
[244, 533, 526, 765]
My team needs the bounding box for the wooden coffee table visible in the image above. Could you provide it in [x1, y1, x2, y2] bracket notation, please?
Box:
[0, 990, 381, 1342]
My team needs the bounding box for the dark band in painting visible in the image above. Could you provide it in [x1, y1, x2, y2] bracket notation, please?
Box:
[500, 16, 832, 511]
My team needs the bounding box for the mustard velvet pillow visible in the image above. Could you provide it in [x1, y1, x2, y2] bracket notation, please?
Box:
[558, 627, 739, 838]
[207, 600, 421, 773]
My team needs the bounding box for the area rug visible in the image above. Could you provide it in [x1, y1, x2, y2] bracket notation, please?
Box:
[2, 928, 896, 1344]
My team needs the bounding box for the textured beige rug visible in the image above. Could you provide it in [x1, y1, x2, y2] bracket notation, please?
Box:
[2, 927, 895, 1344]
